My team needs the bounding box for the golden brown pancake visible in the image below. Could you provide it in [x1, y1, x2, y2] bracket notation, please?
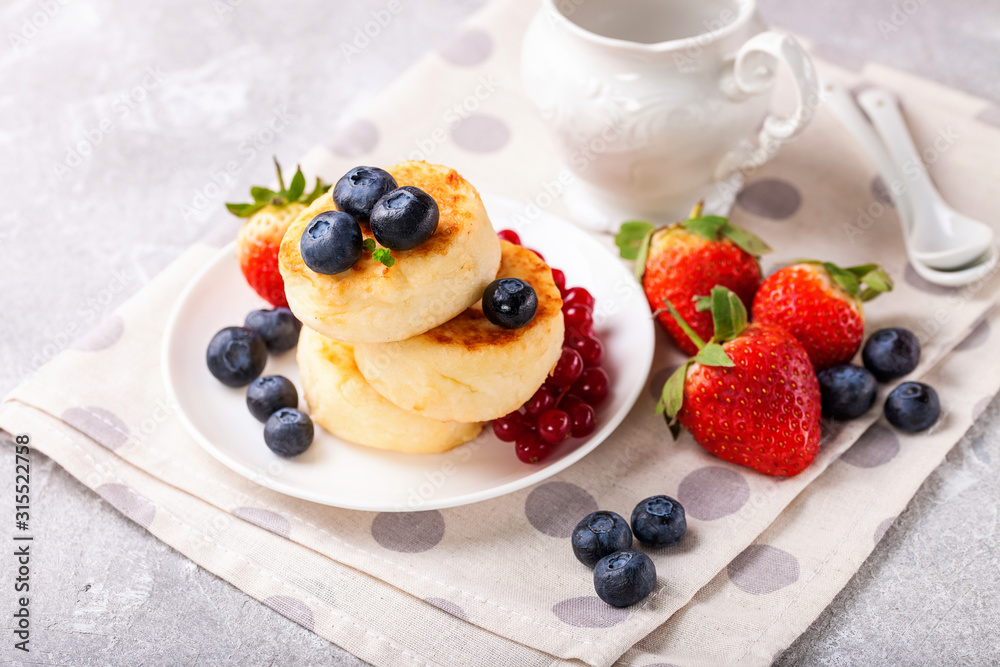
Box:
[279, 161, 501, 344]
[354, 241, 565, 423]
[297, 326, 482, 454]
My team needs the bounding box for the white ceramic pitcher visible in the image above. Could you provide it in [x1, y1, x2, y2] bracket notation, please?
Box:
[521, 0, 819, 230]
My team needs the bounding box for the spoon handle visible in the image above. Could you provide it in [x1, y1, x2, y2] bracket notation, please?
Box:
[856, 88, 943, 215]
[822, 81, 913, 230]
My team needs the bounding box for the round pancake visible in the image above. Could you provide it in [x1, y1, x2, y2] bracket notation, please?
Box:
[297, 326, 482, 454]
[279, 161, 501, 344]
[354, 241, 565, 423]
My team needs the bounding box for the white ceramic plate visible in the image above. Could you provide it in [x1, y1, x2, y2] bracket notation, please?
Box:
[163, 195, 654, 511]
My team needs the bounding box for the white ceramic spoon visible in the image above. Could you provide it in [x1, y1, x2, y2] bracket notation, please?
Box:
[823, 82, 997, 287]
[857, 87, 994, 270]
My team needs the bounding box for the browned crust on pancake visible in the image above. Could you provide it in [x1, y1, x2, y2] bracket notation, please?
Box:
[279, 162, 479, 287]
[423, 241, 563, 349]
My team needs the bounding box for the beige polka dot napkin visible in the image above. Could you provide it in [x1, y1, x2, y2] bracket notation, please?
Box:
[5, 0, 1000, 665]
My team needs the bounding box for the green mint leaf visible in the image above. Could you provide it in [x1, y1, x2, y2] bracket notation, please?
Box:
[662, 298, 707, 350]
[694, 295, 712, 312]
[709, 285, 747, 342]
[722, 223, 772, 256]
[287, 166, 306, 202]
[633, 228, 655, 283]
[373, 248, 395, 267]
[250, 187, 277, 204]
[683, 215, 728, 241]
[695, 342, 735, 367]
[615, 221, 655, 260]
[225, 202, 266, 218]
[363, 238, 376, 252]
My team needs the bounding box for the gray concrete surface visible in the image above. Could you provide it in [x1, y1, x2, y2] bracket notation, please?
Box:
[0, 0, 997, 665]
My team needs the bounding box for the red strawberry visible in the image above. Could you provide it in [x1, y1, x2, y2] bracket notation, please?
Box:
[752, 261, 893, 371]
[658, 286, 822, 477]
[227, 160, 328, 308]
[616, 203, 770, 356]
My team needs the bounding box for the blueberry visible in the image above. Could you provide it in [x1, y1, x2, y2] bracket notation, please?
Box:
[206, 326, 267, 387]
[332, 166, 397, 223]
[884, 382, 940, 432]
[369, 186, 439, 251]
[630, 495, 686, 548]
[264, 408, 314, 457]
[593, 549, 657, 608]
[244, 308, 302, 353]
[571, 511, 633, 567]
[863, 328, 920, 382]
[300, 211, 363, 275]
[482, 278, 538, 329]
[817, 364, 878, 420]
[246, 375, 298, 423]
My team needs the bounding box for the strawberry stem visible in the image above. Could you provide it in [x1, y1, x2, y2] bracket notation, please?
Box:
[274, 157, 286, 193]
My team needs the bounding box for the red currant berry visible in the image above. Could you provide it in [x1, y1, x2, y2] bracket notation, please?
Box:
[563, 304, 593, 332]
[567, 335, 603, 367]
[543, 380, 565, 399]
[567, 318, 594, 338]
[515, 431, 553, 464]
[537, 409, 572, 444]
[549, 347, 584, 387]
[523, 385, 555, 416]
[497, 229, 521, 245]
[568, 402, 597, 438]
[559, 394, 586, 413]
[570, 367, 609, 406]
[492, 412, 524, 442]
[551, 268, 566, 294]
[564, 286, 595, 309]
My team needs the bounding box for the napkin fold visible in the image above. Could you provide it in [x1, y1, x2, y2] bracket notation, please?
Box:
[5, 0, 1000, 665]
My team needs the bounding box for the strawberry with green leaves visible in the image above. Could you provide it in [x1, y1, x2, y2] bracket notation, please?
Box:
[659, 286, 821, 477]
[227, 160, 328, 308]
[617, 203, 771, 356]
[751, 261, 893, 371]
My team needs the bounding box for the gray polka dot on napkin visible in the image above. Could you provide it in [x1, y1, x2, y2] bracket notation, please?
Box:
[451, 114, 511, 153]
[525, 482, 597, 538]
[727, 544, 800, 595]
[840, 424, 899, 468]
[371, 510, 445, 552]
[552, 596, 628, 628]
[735, 179, 802, 219]
[678, 466, 750, 520]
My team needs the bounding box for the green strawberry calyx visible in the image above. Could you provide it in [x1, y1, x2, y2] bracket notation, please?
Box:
[656, 285, 747, 437]
[615, 202, 772, 283]
[806, 260, 893, 302]
[226, 158, 329, 218]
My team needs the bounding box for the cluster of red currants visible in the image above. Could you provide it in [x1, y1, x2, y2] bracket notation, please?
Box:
[493, 229, 610, 464]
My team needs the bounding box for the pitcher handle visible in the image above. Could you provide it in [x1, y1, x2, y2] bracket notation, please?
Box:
[715, 31, 820, 181]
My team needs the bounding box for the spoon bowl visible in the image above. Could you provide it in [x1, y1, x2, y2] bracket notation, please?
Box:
[857, 88, 995, 271]
[907, 244, 998, 288]
[910, 209, 995, 270]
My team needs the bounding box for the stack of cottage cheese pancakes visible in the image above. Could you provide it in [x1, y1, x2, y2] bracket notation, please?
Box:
[281, 161, 565, 454]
